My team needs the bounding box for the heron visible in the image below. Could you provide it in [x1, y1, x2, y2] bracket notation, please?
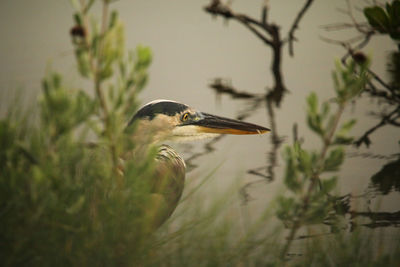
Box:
[125, 99, 269, 230]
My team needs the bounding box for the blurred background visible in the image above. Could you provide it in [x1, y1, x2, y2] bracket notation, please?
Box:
[0, 0, 399, 261]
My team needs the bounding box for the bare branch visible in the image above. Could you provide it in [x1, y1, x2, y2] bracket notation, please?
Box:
[322, 22, 368, 31]
[205, 0, 288, 105]
[261, 0, 268, 25]
[288, 0, 315, 57]
[204, 1, 273, 45]
[239, 17, 273, 45]
[368, 68, 398, 92]
[354, 107, 400, 147]
[209, 78, 258, 99]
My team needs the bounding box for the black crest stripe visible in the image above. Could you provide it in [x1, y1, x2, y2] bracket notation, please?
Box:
[128, 101, 188, 125]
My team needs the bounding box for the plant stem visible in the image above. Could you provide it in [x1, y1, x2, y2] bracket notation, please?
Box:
[280, 102, 346, 261]
[95, 0, 110, 121]
[98, 0, 120, 173]
[79, 0, 119, 173]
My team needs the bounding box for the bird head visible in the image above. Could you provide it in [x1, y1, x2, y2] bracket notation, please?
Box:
[128, 100, 270, 144]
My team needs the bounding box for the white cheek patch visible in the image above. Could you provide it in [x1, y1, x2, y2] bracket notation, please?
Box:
[170, 125, 220, 142]
[171, 125, 198, 136]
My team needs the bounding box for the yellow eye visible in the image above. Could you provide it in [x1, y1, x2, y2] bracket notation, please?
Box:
[182, 113, 189, 122]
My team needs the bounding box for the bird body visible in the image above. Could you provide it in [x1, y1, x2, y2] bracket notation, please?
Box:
[149, 144, 185, 227]
[127, 100, 269, 229]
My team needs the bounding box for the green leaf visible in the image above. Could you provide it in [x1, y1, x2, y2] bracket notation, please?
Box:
[109, 10, 118, 29]
[332, 62, 341, 92]
[323, 148, 344, 172]
[306, 93, 326, 137]
[321, 102, 330, 120]
[307, 92, 317, 115]
[332, 136, 354, 145]
[135, 74, 148, 92]
[66, 195, 85, 214]
[337, 119, 357, 136]
[40, 73, 95, 139]
[276, 196, 297, 222]
[294, 143, 313, 176]
[119, 61, 126, 78]
[307, 114, 323, 136]
[283, 146, 302, 192]
[364, 6, 390, 32]
[73, 13, 83, 26]
[304, 201, 331, 224]
[386, 1, 400, 30]
[333, 59, 369, 103]
[135, 45, 152, 70]
[76, 48, 91, 78]
[91, 35, 101, 55]
[100, 64, 113, 80]
[321, 176, 338, 194]
[74, 91, 95, 123]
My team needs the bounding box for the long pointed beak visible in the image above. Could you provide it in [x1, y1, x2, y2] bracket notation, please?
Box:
[188, 113, 270, 135]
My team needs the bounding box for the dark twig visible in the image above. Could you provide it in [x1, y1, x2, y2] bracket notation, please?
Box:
[209, 78, 258, 99]
[247, 167, 271, 180]
[184, 135, 224, 172]
[350, 210, 400, 228]
[239, 179, 267, 204]
[346, 151, 398, 160]
[287, 0, 315, 57]
[265, 97, 283, 181]
[341, 32, 374, 62]
[261, 1, 268, 25]
[322, 22, 370, 31]
[368, 68, 397, 92]
[354, 107, 400, 147]
[237, 17, 274, 45]
[345, 0, 370, 34]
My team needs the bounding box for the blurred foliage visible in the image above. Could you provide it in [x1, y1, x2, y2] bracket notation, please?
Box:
[347, 0, 400, 147]
[0, 0, 156, 266]
[363, 0, 400, 88]
[370, 157, 400, 195]
[40, 73, 95, 140]
[0, 116, 157, 266]
[364, 0, 400, 41]
[298, 229, 400, 267]
[363, 0, 400, 108]
[387, 51, 400, 89]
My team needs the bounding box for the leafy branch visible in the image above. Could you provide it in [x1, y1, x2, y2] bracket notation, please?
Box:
[70, 0, 152, 173]
[0, 1, 156, 265]
[278, 59, 370, 260]
[321, 0, 400, 147]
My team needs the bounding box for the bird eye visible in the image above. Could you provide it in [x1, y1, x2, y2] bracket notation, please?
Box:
[181, 112, 190, 122]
